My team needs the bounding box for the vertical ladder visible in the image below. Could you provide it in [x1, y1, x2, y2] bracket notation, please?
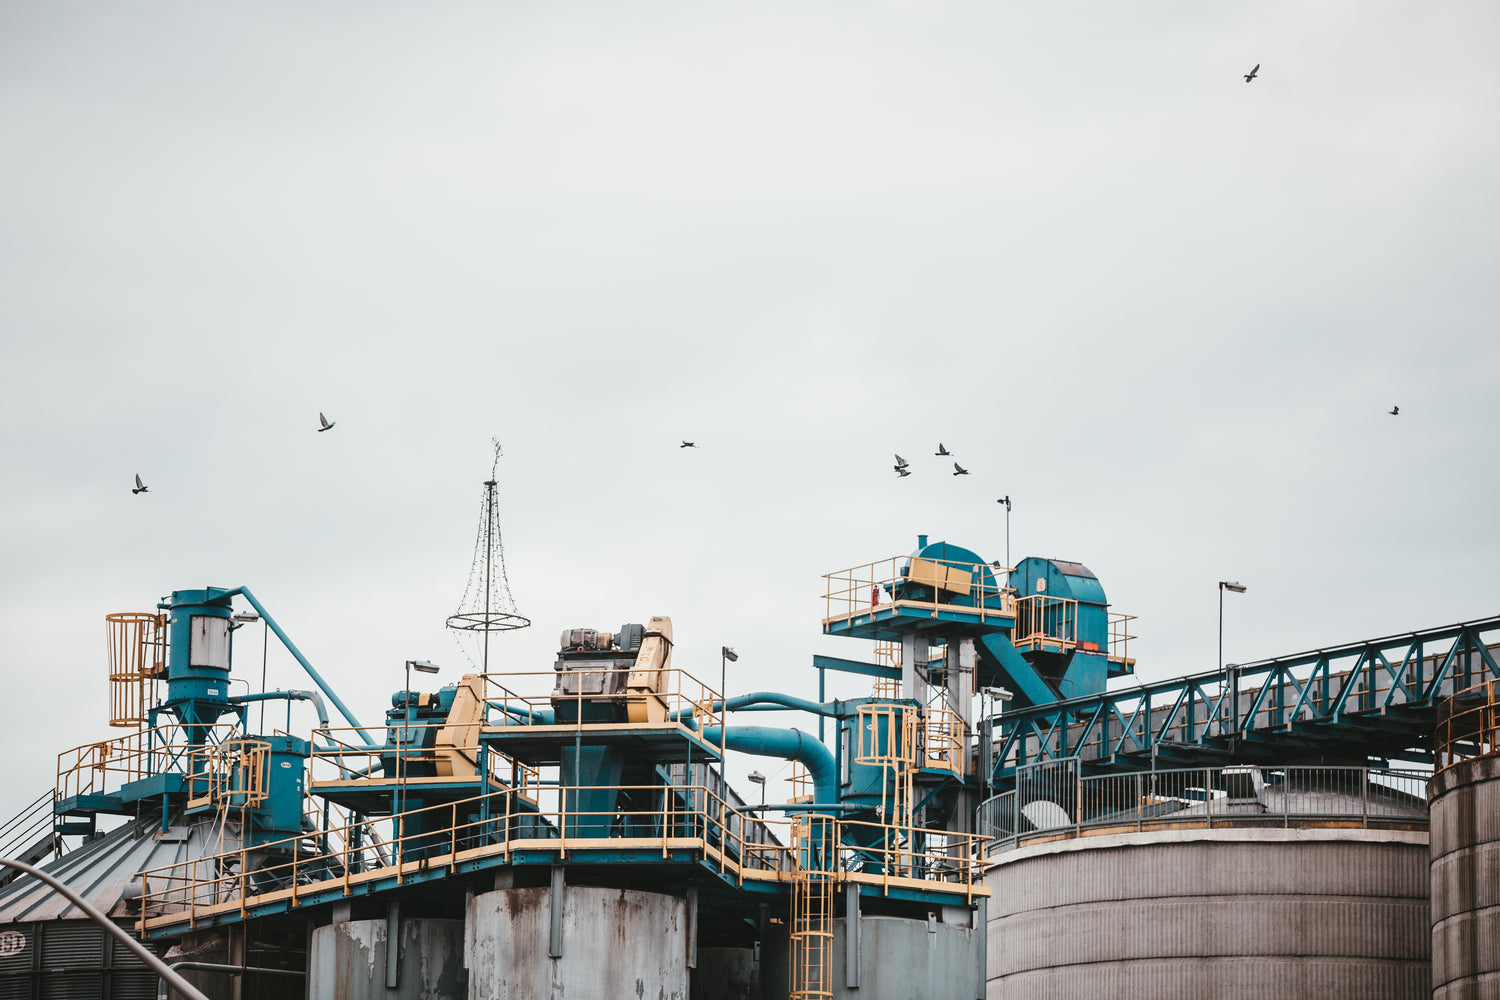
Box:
[855, 703, 917, 875]
[789, 814, 837, 1000]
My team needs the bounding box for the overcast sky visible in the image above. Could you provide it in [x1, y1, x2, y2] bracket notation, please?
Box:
[2, 2, 1497, 817]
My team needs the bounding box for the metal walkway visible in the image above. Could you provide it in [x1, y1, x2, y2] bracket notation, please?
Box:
[988, 616, 1500, 787]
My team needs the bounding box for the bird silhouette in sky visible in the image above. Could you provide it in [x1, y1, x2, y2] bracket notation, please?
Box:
[953, 463, 969, 476]
[895, 466, 911, 478]
[317, 412, 336, 432]
[1389, 405, 1399, 415]
[132, 474, 148, 495]
[1244, 64, 1259, 83]
[935, 443, 950, 456]
[680, 441, 697, 448]
[894, 454, 909, 469]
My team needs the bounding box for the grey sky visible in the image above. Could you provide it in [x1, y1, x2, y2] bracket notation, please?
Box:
[2, 2, 1497, 815]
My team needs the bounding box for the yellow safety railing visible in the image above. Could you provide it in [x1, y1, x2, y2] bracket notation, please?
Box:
[919, 707, 966, 777]
[1012, 594, 1077, 650]
[186, 739, 270, 811]
[871, 642, 901, 698]
[822, 555, 1014, 628]
[106, 612, 166, 729]
[309, 724, 540, 803]
[478, 667, 723, 737]
[788, 763, 813, 805]
[57, 723, 241, 804]
[136, 778, 988, 933]
[1108, 612, 1137, 666]
[1436, 679, 1500, 770]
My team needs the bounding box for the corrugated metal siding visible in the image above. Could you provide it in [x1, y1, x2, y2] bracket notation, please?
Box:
[0, 921, 162, 1000]
[1429, 756, 1500, 999]
[986, 829, 1431, 1000]
[41, 923, 103, 968]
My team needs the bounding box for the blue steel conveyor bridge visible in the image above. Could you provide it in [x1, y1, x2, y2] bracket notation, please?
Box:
[987, 615, 1500, 789]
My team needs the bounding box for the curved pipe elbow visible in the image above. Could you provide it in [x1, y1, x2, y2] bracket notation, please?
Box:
[701, 725, 838, 805]
[231, 689, 330, 729]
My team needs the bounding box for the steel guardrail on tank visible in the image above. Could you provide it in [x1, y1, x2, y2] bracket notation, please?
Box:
[977, 762, 1431, 855]
[1434, 678, 1500, 770]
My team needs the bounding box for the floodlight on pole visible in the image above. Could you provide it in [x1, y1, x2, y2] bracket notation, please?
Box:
[747, 770, 766, 809]
[1218, 581, 1247, 737]
[400, 660, 441, 835]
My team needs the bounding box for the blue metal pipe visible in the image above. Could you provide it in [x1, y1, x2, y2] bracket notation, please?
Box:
[221, 587, 379, 748]
[673, 692, 838, 723]
[232, 689, 330, 728]
[700, 725, 838, 805]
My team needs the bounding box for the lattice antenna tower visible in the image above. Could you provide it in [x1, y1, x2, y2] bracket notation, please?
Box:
[447, 440, 530, 670]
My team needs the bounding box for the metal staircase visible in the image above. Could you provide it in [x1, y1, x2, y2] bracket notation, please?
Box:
[0, 790, 61, 886]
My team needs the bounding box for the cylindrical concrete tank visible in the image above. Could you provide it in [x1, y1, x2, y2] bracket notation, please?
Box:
[466, 885, 687, 1000]
[1429, 754, 1500, 1000]
[308, 918, 466, 1000]
[833, 913, 982, 999]
[986, 829, 1430, 999]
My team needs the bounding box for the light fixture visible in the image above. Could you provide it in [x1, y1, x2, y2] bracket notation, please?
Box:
[407, 660, 441, 675]
[721, 647, 738, 662]
[231, 612, 260, 623]
[1220, 581, 1247, 594]
[747, 770, 766, 809]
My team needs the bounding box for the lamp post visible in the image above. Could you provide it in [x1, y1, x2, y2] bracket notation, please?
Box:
[400, 660, 440, 835]
[1218, 582, 1246, 737]
[997, 496, 1012, 572]
[747, 770, 766, 810]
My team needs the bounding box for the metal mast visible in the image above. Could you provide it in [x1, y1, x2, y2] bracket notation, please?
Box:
[448, 441, 530, 664]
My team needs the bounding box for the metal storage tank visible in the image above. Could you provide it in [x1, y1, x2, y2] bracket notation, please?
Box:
[465, 883, 687, 1000]
[308, 917, 465, 1000]
[1430, 682, 1500, 1000]
[986, 829, 1429, 998]
[0, 817, 210, 1000]
[831, 913, 983, 999]
[981, 765, 1432, 999]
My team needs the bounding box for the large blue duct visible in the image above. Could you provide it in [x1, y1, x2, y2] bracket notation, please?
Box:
[701, 725, 838, 805]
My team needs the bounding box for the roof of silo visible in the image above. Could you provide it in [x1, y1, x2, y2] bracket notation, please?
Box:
[0, 815, 223, 923]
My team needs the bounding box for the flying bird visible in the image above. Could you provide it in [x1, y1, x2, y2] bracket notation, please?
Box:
[131, 474, 148, 495]
[935, 443, 950, 456]
[953, 463, 969, 476]
[894, 454, 909, 469]
[680, 441, 697, 448]
[1389, 405, 1399, 415]
[895, 466, 911, 478]
[317, 412, 336, 432]
[1244, 64, 1259, 83]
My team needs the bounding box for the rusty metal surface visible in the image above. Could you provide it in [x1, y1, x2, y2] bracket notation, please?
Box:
[1429, 755, 1500, 999]
[467, 885, 687, 1000]
[308, 918, 465, 1000]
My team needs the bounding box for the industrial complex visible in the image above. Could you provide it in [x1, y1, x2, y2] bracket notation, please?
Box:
[0, 528, 1496, 998]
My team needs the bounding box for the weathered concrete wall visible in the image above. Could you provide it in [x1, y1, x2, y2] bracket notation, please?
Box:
[832, 914, 981, 1000]
[466, 885, 687, 1000]
[309, 918, 466, 1000]
[986, 828, 1430, 999]
[1429, 755, 1500, 1000]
